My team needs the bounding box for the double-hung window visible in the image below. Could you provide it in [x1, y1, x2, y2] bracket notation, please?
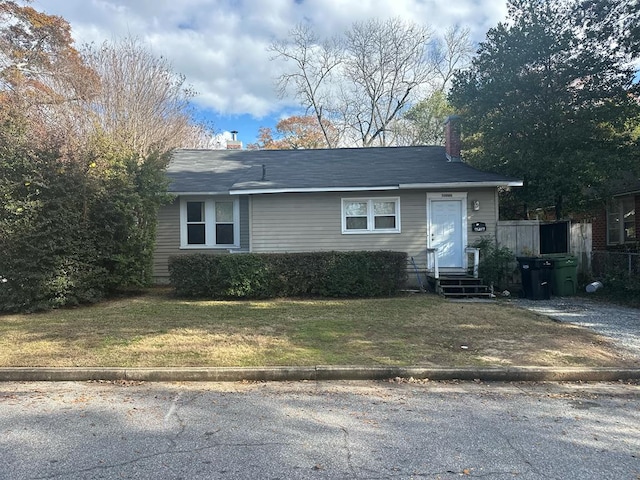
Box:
[342, 198, 400, 234]
[607, 195, 636, 245]
[180, 197, 239, 248]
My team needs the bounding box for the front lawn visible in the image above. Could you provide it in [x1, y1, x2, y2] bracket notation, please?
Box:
[0, 289, 633, 368]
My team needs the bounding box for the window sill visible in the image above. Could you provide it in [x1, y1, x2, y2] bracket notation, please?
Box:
[179, 245, 240, 250]
[341, 230, 401, 235]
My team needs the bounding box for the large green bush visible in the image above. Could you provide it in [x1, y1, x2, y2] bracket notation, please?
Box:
[168, 251, 408, 299]
[0, 124, 168, 312]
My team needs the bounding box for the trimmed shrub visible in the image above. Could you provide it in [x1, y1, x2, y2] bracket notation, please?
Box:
[168, 251, 407, 299]
[318, 251, 407, 297]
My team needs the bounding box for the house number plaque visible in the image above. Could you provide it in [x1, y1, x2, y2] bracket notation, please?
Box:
[472, 222, 487, 232]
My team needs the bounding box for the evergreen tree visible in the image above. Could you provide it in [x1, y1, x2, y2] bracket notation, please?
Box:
[449, 0, 640, 219]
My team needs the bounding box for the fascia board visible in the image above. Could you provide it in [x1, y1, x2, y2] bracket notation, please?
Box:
[399, 181, 523, 189]
[228, 185, 400, 195]
[170, 191, 231, 196]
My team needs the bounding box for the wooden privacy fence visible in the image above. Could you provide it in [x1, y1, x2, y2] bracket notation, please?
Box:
[496, 220, 540, 256]
[496, 220, 592, 275]
[570, 222, 592, 275]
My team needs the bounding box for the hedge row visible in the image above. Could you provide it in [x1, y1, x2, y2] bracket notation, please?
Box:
[168, 251, 408, 299]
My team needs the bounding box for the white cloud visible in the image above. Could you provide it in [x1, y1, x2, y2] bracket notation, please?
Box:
[33, 0, 508, 119]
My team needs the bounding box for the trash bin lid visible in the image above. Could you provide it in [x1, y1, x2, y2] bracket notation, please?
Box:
[543, 255, 577, 267]
[516, 257, 553, 268]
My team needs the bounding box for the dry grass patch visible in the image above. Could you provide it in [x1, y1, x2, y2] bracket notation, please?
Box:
[0, 289, 635, 368]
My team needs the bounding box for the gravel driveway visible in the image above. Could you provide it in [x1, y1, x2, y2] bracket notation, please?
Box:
[513, 297, 640, 359]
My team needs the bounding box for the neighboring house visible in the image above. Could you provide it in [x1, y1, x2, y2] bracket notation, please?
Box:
[592, 180, 640, 251]
[153, 117, 522, 284]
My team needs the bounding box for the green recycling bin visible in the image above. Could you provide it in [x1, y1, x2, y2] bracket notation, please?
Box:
[544, 254, 578, 296]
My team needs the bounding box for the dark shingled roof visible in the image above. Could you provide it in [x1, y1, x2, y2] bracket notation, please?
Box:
[166, 146, 521, 194]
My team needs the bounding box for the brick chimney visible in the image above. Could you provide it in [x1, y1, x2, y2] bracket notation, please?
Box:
[226, 130, 242, 150]
[444, 115, 461, 162]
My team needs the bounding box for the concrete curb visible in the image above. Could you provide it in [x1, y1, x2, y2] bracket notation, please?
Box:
[0, 366, 639, 383]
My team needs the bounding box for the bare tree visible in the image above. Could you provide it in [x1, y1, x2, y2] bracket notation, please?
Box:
[180, 119, 218, 149]
[399, 26, 473, 146]
[271, 18, 446, 147]
[269, 25, 343, 148]
[341, 18, 436, 146]
[82, 37, 212, 157]
[432, 25, 474, 91]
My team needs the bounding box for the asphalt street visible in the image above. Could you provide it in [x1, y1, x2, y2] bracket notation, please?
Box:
[1, 380, 638, 479]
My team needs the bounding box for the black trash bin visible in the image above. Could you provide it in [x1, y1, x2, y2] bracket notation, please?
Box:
[517, 257, 553, 300]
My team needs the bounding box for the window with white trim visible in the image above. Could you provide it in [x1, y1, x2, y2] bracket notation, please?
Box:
[607, 195, 636, 245]
[180, 197, 240, 248]
[342, 198, 400, 234]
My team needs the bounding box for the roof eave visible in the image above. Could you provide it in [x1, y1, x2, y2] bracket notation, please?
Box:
[169, 191, 231, 196]
[228, 185, 400, 195]
[172, 181, 524, 196]
[399, 181, 523, 189]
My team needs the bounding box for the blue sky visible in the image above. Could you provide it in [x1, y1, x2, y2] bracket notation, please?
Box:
[33, 0, 510, 146]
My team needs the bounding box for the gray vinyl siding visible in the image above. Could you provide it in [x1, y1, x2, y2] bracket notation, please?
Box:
[153, 199, 180, 282]
[251, 191, 426, 260]
[152, 196, 250, 282]
[153, 189, 498, 284]
[467, 188, 498, 245]
[239, 196, 250, 250]
[250, 188, 498, 270]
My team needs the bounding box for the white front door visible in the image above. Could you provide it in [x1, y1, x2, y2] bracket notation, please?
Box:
[428, 193, 467, 269]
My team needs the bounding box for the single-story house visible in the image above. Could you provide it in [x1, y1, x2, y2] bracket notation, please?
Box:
[592, 179, 639, 251]
[153, 117, 523, 284]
